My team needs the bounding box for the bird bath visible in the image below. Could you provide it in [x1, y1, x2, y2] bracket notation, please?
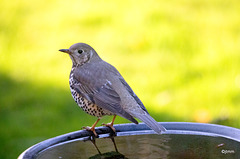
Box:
[18, 122, 240, 159]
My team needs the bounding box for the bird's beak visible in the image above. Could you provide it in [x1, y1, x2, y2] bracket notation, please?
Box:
[59, 49, 70, 54]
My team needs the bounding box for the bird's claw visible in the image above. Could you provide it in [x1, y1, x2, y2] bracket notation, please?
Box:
[101, 123, 116, 132]
[82, 126, 98, 137]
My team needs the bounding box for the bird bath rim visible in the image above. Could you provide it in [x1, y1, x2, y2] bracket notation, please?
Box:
[18, 122, 240, 159]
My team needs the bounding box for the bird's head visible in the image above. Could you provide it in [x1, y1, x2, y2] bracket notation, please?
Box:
[59, 43, 101, 66]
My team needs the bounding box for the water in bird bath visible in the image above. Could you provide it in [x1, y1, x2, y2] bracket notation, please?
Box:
[35, 133, 239, 159]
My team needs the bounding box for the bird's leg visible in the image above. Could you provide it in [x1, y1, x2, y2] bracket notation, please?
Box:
[83, 118, 100, 136]
[102, 115, 116, 132]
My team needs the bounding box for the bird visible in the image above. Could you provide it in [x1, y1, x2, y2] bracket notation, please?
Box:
[59, 43, 166, 136]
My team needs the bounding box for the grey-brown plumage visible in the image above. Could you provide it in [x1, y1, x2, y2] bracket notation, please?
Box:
[59, 43, 166, 135]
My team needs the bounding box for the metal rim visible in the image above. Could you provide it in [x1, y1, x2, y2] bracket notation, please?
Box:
[18, 122, 240, 159]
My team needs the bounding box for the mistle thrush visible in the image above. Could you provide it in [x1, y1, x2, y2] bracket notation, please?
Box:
[59, 43, 166, 136]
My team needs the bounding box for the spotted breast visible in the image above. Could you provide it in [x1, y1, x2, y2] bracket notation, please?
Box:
[69, 66, 113, 117]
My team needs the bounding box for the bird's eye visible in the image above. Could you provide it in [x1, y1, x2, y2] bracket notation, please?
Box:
[78, 49, 83, 54]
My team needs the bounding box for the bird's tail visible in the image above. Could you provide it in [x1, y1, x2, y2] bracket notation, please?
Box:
[134, 113, 166, 134]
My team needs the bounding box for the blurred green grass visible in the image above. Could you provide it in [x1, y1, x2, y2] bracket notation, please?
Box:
[1, 0, 240, 158]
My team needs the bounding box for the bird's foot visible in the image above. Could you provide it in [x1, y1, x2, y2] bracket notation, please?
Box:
[82, 126, 98, 137]
[101, 122, 116, 133]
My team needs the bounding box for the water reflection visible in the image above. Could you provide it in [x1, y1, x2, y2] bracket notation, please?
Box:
[88, 133, 128, 159]
[87, 133, 170, 159]
[36, 133, 239, 159]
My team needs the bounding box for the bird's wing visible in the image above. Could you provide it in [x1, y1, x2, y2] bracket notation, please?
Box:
[72, 65, 138, 124]
[102, 61, 149, 114]
[119, 77, 149, 114]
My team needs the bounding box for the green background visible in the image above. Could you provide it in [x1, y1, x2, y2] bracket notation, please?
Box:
[1, 0, 240, 158]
